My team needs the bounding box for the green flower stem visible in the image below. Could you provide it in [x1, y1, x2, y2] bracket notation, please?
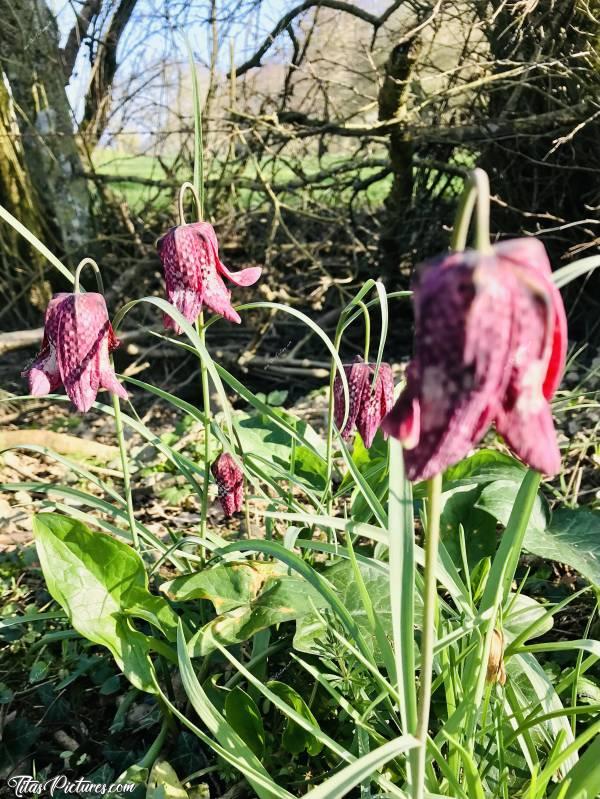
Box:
[197, 313, 211, 548]
[450, 168, 492, 253]
[358, 300, 371, 362]
[137, 712, 170, 770]
[74, 257, 104, 294]
[324, 327, 343, 513]
[111, 388, 139, 552]
[178, 182, 202, 225]
[413, 472, 443, 799]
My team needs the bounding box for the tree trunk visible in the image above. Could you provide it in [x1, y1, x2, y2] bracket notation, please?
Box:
[377, 39, 421, 275]
[80, 0, 138, 146]
[0, 0, 93, 254]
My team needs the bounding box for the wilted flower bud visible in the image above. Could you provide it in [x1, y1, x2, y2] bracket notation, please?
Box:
[382, 238, 567, 481]
[334, 357, 394, 449]
[486, 628, 507, 686]
[211, 452, 244, 517]
[22, 293, 127, 413]
[157, 222, 261, 332]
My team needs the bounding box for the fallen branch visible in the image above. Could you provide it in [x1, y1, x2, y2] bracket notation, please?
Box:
[0, 326, 151, 356]
[0, 430, 119, 461]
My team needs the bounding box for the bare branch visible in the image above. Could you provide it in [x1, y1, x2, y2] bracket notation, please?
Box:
[234, 0, 406, 77]
[60, 0, 102, 80]
[81, 0, 138, 144]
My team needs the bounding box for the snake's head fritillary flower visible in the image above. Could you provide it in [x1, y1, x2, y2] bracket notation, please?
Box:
[382, 238, 567, 481]
[211, 452, 244, 517]
[157, 222, 262, 332]
[22, 293, 127, 413]
[334, 357, 394, 449]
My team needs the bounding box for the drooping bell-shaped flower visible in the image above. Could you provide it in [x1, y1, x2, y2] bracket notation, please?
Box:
[23, 293, 128, 413]
[334, 357, 394, 449]
[382, 238, 567, 481]
[211, 452, 244, 517]
[157, 222, 261, 332]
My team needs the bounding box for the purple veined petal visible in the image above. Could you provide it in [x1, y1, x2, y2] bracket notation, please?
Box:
[211, 452, 244, 517]
[384, 251, 514, 482]
[333, 358, 369, 440]
[494, 238, 567, 401]
[24, 346, 62, 397]
[494, 266, 562, 476]
[356, 362, 394, 448]
[201, 267, 242, 324]
[96, 321, 128, 403]
[22, 293, 70, 397]
[164, 288, 204, 333]
[218, 261, 262, 288]
[232, 481, 245, 516]
[158, 225, 205, 331]
[382, 362, 420, 448]
[159, 227, 199, 295]
[192, 222, 262, 288]
[54, 293, 123, 413]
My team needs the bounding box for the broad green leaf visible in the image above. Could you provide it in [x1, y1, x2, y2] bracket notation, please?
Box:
[225, 686, 266, 759]
[507, 652, 577, 772]
[504, 594, 553, 643]
[523, 508, 600, 586]
[218, 540, 373, 661]
[440, 484, 497, 570]
[267, 681, 323, 756]
[293, 558, 421, 663]
[190, 577, 328, 655]
[147, 760, 189, 799]
[442, 450, 526, 488]
[475, 479, 549, 537]
[163, 561, 328, 656]
[33, 513, 178, 692]
[235, 410, 327, 490]
[162, 561, 284, 610]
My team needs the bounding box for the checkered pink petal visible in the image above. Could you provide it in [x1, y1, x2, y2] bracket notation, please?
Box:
[356, 362, 394, 449]
[157, 222, 261, 332]
[382, 239, 567, 480]
[334, 357, 394, 448]
[211, 452, 244, 517]
[22, 292, 127, 413]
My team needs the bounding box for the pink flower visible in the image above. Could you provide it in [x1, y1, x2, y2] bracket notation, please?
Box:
[157, 222, 261, 332]
[211, 452, 244, 517]
[22, 293, 127, 413]
[382, 238, 567, 481]
[334, 357, 394, 449]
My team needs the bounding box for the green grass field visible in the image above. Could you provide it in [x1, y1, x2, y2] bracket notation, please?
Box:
[92, 149, 469, 213]
[92, 149, 394, 211]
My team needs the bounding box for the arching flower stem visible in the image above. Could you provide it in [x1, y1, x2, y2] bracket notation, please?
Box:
[73, 257, 104, 294]
[357, 300, 371, 362]
[450, 167, 492, 253]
